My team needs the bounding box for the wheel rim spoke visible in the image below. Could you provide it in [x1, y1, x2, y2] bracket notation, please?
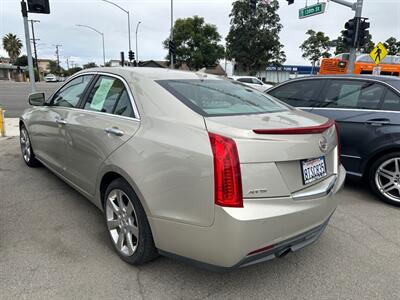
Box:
[107, 219, 119, 230]
[127, 223, 139, 238]
[125, 232, 135, 255]
[117, 231, 125, 250]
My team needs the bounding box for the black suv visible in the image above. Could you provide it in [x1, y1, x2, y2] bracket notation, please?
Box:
[267, 75, 400, 206]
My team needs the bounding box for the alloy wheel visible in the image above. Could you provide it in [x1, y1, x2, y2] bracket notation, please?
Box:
[20, 128, 31, 163]
[375, 157, 400, 204]
[105, 189, 139, 256]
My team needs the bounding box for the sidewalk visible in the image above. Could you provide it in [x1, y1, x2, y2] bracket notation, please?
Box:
[0, 118, 19, 140]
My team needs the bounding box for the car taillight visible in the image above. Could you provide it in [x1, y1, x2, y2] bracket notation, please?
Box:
[208, 132, 243, 208]
[334, 121, 341, 166]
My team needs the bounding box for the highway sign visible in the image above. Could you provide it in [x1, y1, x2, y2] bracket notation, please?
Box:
[299, 3, 326, 19]
[370, 42, 388, 65]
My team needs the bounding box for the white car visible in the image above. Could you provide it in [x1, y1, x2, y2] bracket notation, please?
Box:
[44, 74, 58, 82]
[230, 76, 273, 92]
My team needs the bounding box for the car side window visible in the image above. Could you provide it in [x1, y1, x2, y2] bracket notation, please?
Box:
[237, 78, 251, 84]
[268, 80, 323, 107]
[323, 80, 384, 109]
[252, 78, 263, 85]
[51, 75, 93, 107]
[83, 75, 135, 117]
[382, 89, 400, 111]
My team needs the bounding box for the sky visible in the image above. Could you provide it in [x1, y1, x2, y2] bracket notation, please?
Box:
[0, 0, 399, 69]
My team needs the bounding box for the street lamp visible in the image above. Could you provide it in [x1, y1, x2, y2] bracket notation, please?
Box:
[76, 24, 106, 66]
[101, 0, 132, 55]
[135, 21, 142, 64]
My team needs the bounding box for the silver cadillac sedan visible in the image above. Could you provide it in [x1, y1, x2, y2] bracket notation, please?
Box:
[20, 67, 345, 271]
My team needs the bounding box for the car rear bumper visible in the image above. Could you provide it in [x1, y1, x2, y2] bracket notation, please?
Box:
[151, 165, 346, 271]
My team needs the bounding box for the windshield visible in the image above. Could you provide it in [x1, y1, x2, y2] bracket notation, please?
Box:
[157, 79, 288, 116]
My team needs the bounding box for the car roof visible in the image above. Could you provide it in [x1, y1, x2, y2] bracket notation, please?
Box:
[289, 74, 400, 83]
[76, 67, 223, 81]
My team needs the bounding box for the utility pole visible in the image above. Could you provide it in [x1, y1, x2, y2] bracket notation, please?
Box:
[66, 58, 70, 70]
[29, 19, 40, 81]
[54, 44, 62, 73]
[329, 0, 364, 74]
[170, 0, 174, 69]
[20, 0, 36, 92]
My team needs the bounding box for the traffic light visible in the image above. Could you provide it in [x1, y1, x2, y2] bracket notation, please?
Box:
[287, 0, 294, 4]
[343, 18, 357, 48]
[357, 18, 370, 48]
[169, 40, 176, 55]
[27, 0, 50, 14]
[250, 0, 257, 11]
[128, 50, 135, 61]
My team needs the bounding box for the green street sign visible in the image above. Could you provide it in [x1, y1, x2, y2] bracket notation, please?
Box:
[299, 3, 326, 19]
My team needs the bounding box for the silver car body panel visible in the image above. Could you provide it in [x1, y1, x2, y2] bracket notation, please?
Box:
[21, 67, 345, 269]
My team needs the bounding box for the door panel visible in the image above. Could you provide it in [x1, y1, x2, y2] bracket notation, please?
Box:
[28, 75, 94, 173]
[63, 74, 140, 195]
[63, 110, 139, 195]
[312, 80, 386, 176]
[28, 107, 68, 173]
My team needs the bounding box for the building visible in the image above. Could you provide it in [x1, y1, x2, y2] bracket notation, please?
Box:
[37, 59, 52, 74]
[0, 63, 26, 81]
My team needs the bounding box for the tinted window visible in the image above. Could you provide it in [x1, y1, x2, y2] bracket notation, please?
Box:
[268, 80, 323, 107]
[51, 75, 93, 107]
[382, 89, 400, 111]
[158, 79, 288, 116]
[84, 76, 134, 117]
[323, 80, 384, 109]
[237, 78, 252, 83]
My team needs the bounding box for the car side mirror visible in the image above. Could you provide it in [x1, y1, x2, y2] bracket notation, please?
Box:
[28, 92, 46, 106]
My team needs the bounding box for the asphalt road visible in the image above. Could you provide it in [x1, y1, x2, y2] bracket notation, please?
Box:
[1, 137, 399, 299]
[0, 82, 61, 118]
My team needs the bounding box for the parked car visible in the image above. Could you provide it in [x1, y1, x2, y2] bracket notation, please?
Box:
[20, 68, 345, 270]
[266, 75, 400, 206]
[44, 74, 58, 82]
[229, 76, 273, 92]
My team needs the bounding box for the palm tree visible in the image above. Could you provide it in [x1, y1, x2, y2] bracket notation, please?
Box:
[2, 33, 23, 64]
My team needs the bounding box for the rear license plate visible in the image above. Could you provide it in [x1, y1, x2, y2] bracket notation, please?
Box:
[301, 156, 327, 185]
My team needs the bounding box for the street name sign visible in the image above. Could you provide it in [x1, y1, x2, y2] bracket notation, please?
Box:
[370, 42, 388, 65]
[299, 3, 326, 19]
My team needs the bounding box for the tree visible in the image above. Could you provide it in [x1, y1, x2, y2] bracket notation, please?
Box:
[334, 30, 374, 55]
[83, 62, 98, 69]
[2, 33, 23, 64]
[14, 55, 36, 67]
[226, 0, 285, 75]
[47, 60, 64, 75]
[65, 67, 82, 76]
[300, 30, 331, 68]
[384, 37, 400, 55]
[163, 16, 225, 70]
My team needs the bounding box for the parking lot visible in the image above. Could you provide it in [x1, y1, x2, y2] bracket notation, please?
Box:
[0, 137, 399, 299]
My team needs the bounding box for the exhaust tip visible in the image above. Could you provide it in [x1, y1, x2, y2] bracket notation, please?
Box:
[277, 248, 291, 258]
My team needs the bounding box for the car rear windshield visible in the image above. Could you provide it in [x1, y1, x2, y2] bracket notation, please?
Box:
[157, 79, 288, 116]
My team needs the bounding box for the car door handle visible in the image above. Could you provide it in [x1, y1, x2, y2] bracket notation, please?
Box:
[105, 127, 124, 136]
[55, 118, 67, 125]
[365, 119, 390, 126]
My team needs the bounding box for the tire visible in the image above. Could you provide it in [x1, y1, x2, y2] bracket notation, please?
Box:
[369, 152, 400, 207]
[20, 124, 41, 167]
[103, 178, 158, 265]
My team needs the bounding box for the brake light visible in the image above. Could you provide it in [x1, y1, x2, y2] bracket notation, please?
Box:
[208, 132, 243, 208]
[253, 119, 335, 135]
[335, 121, 341, 165]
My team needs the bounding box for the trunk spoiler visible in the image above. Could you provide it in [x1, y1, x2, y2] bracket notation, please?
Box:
[253, 120, 335, 135]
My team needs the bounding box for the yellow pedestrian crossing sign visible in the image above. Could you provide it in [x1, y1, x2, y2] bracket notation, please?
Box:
[370, 42, 388, 65]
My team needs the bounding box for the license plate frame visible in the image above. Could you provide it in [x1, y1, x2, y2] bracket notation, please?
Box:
[301, 156, 327, 185]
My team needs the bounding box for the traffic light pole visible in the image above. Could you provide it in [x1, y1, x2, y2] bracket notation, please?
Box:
[21, 0, 36, 93]
[330, 0, 364, 74]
